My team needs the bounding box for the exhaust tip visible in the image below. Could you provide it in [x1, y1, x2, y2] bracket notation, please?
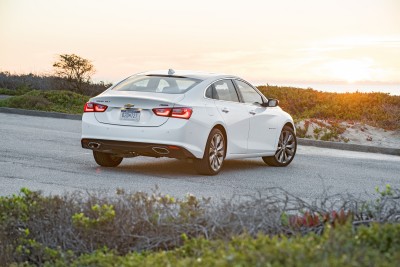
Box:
[88, 142, 101, 149]
[152, 147, 170, 155]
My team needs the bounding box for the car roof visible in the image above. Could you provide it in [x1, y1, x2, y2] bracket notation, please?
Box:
[138, 69, 239, 80]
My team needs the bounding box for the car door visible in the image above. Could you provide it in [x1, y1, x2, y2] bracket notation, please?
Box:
[233, 79, 279, 153]
[206, 79, 249, 154]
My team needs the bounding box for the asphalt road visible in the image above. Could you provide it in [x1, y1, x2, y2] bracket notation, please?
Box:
[1, 113, 399, 201]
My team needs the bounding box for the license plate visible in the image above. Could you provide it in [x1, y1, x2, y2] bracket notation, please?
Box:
[120, 109, 140, 121]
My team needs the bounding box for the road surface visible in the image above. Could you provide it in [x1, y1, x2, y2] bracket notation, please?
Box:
[0, 113, 399, 201]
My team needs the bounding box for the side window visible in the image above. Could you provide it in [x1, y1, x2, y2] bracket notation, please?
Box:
[235, 80, 263, 104]
[206, 84, 218, 99]
[213, 80, 239, 102]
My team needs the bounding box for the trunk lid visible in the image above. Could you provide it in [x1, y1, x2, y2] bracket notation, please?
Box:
[92, 91, 184, 127]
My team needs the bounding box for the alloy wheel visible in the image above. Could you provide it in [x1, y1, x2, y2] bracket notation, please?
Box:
[208, 133, 225, 172]
[275, 130, 296, 164]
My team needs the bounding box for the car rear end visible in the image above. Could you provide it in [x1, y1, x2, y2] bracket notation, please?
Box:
[81, 73, 209, 159]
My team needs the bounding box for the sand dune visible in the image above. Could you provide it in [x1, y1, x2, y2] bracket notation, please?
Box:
[296, 119, 400, 149]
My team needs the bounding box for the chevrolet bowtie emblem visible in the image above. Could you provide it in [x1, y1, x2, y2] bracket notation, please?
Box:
[124, 104, 135, 109]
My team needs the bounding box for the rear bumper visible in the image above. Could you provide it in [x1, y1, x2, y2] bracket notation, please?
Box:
[81, 113, 209, 158]
[81, 138, 196, 159]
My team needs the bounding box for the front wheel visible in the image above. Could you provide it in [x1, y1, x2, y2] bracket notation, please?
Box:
[93, 151, 123, 167]
[263, 126, 297, 167]
[194, 128, 225, 175]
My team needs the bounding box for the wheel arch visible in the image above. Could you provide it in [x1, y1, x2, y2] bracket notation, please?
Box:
[283, 121, 295, 134]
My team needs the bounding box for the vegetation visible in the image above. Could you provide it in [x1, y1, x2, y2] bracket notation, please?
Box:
[0, 186, 399, 266]
[0, 90, 89, 114]
[53, 54, 96, 94]
[44, 224, 400, 266]
[258, 85, 400, 130]
[0, 88, 31, 96]
[295, 118, 350, 142]
[0, 71, 110, 96]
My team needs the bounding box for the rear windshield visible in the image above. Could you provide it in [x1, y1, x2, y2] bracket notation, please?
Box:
[112, 75, 202, 94]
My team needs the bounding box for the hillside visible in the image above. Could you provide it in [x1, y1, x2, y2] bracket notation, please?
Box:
[257, 85, 400, 131]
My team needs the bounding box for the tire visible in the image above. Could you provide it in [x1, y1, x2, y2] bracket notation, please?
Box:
[263, 126, 297, 167]
[194, 128, 225, 175]
[93, 151, 123, 167]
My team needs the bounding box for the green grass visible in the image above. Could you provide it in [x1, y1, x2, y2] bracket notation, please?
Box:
[0, 90, 89, 114]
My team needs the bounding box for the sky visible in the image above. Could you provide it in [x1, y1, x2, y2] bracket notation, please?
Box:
[0, 0, 399, 94]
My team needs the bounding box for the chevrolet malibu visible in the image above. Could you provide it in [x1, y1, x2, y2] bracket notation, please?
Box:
[81, 70, 297, 175]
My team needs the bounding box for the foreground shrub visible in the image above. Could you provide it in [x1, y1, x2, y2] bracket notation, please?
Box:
[0, 90, 89, 114]
[45, 223, 400, 266]
[0, 186, 399, 265]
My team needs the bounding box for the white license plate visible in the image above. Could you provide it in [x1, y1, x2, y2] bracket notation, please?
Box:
[120, 109, 140, 121]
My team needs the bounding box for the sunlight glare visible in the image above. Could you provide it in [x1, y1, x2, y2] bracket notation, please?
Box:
[326, 59, 373, 83]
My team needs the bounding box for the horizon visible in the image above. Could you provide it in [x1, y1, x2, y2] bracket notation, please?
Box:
[1, 0, 399, 95]
[2, 69, 399, 95]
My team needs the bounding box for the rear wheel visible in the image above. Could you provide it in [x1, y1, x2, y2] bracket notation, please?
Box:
[194, 128, 225, 175]
[263, 126, 296, 167]
[93, 151, 123, 167]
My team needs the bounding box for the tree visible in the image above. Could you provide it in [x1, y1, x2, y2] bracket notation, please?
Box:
[53, 54, 95, 94]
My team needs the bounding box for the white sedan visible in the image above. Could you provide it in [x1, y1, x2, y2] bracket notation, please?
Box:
[81, 70, 297, 175]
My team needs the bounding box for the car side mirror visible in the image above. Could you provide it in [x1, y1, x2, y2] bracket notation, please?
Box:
[268, 99, 279, 107]
[260, 99, 279, 107]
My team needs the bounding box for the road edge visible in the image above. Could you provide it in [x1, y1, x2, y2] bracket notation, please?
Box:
[0, 107, 81, 120]
[297, 138, 400, 156]
[1, 107, 399, 156]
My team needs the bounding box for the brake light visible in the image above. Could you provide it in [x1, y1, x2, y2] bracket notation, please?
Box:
[152, 107, 192, 119]
[171, 107, 192, 119]
[94, 104, 108, 112]
[84, 102, 94, 112]
[84, 102, 108, 112]
[152, 108, 172, 117]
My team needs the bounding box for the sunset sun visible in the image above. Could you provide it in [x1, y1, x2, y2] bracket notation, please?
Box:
[326, 59, 373, 83]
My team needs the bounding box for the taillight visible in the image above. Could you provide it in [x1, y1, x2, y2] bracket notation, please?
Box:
[84, 102, 94, 112]
[94, 104, 108, 112]
[152, 107, 192, 119]
[171, 107, 192, 119]
[84, 102, 108, 112]
[152, 108, 172, 117]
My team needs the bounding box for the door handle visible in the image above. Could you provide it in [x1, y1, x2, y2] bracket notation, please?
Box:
[249, 110, 256, 115]
[222, 108, 230, 113]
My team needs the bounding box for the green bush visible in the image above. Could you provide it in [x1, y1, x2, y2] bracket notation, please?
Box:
[0, 186, 399, 266]
[0, 90, 89, 114]
[0, 87, 31, 96]
[38, 223, 400, 266]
